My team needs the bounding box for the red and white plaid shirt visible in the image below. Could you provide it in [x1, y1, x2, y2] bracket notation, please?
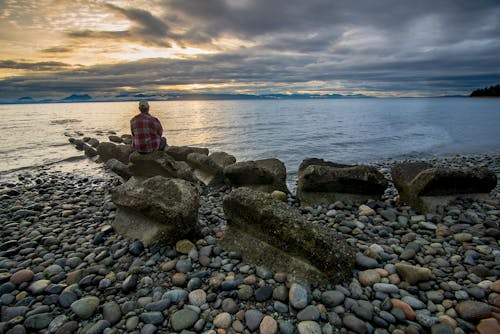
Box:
[130, 112, 163, 153]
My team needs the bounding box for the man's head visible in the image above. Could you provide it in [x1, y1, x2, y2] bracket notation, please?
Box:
[139, 100, 149, 112]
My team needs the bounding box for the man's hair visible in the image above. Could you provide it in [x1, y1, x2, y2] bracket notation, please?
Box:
[139, 100, 149, 112]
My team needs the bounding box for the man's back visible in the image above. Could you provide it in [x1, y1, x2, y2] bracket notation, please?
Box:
[131, 112, 163, 153]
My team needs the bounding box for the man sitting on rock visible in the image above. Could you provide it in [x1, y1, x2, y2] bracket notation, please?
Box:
[130, 100, 167, 153]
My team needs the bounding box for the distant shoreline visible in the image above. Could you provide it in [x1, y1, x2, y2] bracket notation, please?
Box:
[0, 95, 474, 105]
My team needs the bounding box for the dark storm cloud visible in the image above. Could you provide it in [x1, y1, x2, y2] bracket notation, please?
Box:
[0, 60, 73, 71]
[66, 3, 176, 47]
[41, 47, 73, 54]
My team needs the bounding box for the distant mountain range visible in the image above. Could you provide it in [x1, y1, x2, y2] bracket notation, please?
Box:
[2, 92, 376, 104]
[1, 91, 477, 104]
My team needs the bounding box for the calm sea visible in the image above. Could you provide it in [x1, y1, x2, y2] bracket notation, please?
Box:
[0, 98, 499, 177]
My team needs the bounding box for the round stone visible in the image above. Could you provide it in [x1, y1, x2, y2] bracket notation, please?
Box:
[71, 296, 100, 319]
[222, 298, 239, 314]
[176, 240, 196, 254]
[10, 269, 34, 285]
[188, 289, 206, 306]
[245, 309, 264, 331]
[289, 283, 308, 309]
[359, 269, 381, 286]
[170, 309, 199, 331]
[260, 315, 278, 334]
[44, 264, 64, 277]
[172, 273, 188, 287]
[297, 305, 320, 321]
[24, 313, 53, 330]
[271, 190, 287, 202]
[102, 301, 122, 325]
[297, 320, 322, 334]
[321, 290, 345, 307]
[343, 314, 367, 333]
[213, 312, 232, 329]
[175, 259, 192, 273]
[455, 301, 492, 321]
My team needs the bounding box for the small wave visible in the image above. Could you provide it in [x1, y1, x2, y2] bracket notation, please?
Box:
[0, 155, 87, 175]
[50, 119, 82, 125]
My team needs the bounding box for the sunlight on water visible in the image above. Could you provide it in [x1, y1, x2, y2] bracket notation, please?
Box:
[0, 99, 499, 174]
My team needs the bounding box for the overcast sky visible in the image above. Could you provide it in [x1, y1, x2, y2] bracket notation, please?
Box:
[0, 0, 499, 100]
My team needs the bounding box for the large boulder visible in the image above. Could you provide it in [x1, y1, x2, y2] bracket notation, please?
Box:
[297, 158, 388, 207]
[166, 146, 209, 161]
[224, 159, 288, 193]
[221, 187, 355, 283]
[96, 142, 132, 164]
[105, 159, 132, 180]
[128, 151, 195, 182]
[392, 162, 497, 213]
[187, 151, 236, 186]
[110, 176, 200, 245]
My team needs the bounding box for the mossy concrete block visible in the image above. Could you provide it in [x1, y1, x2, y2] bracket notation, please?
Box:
[297, 158, 388, 207]
[111, 176, 200, 245]
[224, 158, 289, 193]
[221, 187, 355, 284]
[392, 162, 497, 213]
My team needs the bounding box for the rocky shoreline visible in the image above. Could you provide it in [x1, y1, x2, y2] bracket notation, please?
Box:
[1, 154, 499, 334]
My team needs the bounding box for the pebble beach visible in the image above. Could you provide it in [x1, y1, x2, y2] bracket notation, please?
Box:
[1, 154, 499, 334]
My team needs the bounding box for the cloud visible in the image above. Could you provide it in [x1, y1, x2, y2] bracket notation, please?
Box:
[0, 60, 73, 71]
[66, 3, 175, 47]
[1, 0, 500, 99]
[41, 46, 73, 53]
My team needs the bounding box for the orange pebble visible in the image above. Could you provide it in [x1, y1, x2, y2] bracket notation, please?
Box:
[391, 298, 416, 320]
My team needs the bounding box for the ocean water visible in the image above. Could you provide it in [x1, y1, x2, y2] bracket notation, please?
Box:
[0, 98, 499, 177]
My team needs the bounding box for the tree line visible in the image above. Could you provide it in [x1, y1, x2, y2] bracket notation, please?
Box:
[470, 84, 500, 97]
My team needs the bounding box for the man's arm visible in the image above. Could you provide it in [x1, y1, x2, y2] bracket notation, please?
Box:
[156, 118, 163, 136]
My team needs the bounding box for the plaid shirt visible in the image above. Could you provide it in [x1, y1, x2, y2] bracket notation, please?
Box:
[130, 112, 163, 153]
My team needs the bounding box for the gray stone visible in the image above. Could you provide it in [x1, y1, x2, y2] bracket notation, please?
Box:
[186, 152, 234, 186]
[1, 306, 28, 322]
[140, 312, 164, 325]
[297, 305, 320, 321]
[431, 323, 454, 334]
[128, 150, 195, 181]
[373, 283, 399, 294]
[97, 142, 131, 164]
[342, 314, 367, 334]
[289, 283, 309, 310]
[245, 309, 264, 331]
[278, 320, 295, 334]
[105, 159, 132, 180]
[141, 324, 158, 334]
[70, 296, 100, 319]
[86, 320, 111, 334]
[455, 300, 491, 321]
[165, 146, 209, 161]
[24, 313, 52, 330]
[170, 309, 199, 331]
[356, 253, 380, 269]
[103, 301, 121, 325]
[402, 296, 426, 309]
[297, 320, 322, 334]
[321, 290, 345, 307]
